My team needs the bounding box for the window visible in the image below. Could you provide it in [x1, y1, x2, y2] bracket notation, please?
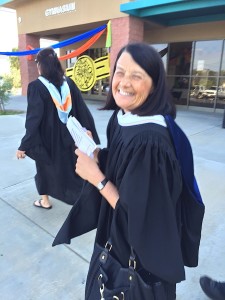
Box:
[192, 40, 223, 77]
[152, 44, 168, 71]
[168, 42, 192, 76]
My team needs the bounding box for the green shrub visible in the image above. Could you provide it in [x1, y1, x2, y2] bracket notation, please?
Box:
[0, 75, 13, 111]
[9, 49, 22, 90]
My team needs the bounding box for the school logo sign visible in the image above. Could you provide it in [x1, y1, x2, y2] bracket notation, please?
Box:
[66, 55, 110, 91]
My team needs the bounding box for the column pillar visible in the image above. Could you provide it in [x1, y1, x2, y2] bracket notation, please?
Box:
[18, 34, 40, 95]
[110, 16, 144, 74]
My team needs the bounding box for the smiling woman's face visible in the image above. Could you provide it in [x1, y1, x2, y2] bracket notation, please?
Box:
[112, 51, 154, 113]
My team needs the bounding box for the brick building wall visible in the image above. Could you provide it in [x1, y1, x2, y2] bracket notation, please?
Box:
[19, 34, 40, 95]
[110, 16, 144, 74]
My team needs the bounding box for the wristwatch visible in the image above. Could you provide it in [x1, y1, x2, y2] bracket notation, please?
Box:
[96, 178, 108, 191]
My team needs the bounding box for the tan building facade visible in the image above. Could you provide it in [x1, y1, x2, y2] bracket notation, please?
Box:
[2, 0, 225, 112]
[3, 0, 142, 96]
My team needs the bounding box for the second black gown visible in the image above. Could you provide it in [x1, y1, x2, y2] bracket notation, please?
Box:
[18, 77, 100, 205]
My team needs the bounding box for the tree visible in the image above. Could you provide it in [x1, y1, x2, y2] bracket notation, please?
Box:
[9, 48, 21, 89]
[0, 75, 13, 111]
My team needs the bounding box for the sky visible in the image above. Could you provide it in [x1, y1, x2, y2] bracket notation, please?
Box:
[0, 7, 18, 74]
[0, 7, 56, 75]
[0, 7, 18, 51]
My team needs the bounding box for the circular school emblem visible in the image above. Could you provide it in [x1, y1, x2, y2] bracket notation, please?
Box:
[73, 55, 96, 91]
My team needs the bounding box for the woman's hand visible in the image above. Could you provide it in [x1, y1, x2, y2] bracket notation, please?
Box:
[75, 149, 105, 186]
[75, 148, 119, 209]
[93, 148, 100, 164]
[85, 130, 100, 163]
[16, 150, 26, 159]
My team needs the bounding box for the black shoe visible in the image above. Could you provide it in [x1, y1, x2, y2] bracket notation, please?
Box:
[199, 276, 225, 300]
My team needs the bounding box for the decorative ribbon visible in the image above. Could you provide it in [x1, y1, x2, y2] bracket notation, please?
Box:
[105, 20, 112, 48]
[59, 28, 106, 61]
[0, 24, 107, 56]
[26, 45, 34, 61]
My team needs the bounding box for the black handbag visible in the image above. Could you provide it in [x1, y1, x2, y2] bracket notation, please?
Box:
[85, 240, 167, 300]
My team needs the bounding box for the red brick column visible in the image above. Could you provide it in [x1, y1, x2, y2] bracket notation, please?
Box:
[110, 16, 144, 74]
[18, 34, 40, 95]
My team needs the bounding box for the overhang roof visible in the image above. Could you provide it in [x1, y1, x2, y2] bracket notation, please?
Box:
[0, 0, 34, 9]
[0, 0, 15, 6]
[120, 0, 225, 26]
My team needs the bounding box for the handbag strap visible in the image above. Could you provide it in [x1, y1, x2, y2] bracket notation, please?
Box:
[105, 238, 137, 270]
[129, 246, 136, 270]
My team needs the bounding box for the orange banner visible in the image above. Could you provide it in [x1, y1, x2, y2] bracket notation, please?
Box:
[59, 29, 105, 61]
[26, 28, 106, 61]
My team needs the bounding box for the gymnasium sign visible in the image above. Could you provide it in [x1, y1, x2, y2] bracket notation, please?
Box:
[66, 55, 110, 91]
[45, 2, 76, 16]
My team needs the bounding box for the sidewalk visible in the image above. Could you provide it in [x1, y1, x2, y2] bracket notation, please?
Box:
[0, 95, 225, 300]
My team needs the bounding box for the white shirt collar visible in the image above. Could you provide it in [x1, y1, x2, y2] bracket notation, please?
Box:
[117, 110, 167, 127]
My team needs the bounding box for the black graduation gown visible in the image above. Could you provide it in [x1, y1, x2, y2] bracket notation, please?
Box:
[18, 77, 100, 205]
[54, 111, 187, 283]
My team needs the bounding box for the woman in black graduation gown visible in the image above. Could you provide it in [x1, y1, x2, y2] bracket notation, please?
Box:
[16, 47, 99, 208]
[53, 43, 204, 299]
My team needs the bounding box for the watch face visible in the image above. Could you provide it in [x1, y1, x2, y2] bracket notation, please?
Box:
[97, 182, 104, 190]
[97, 178, 108, 191]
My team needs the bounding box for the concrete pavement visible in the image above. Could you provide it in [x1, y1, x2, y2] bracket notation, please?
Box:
[0, 95, 225, 300]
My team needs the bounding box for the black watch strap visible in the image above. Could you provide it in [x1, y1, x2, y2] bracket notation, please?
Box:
[96, 178, 108, 191]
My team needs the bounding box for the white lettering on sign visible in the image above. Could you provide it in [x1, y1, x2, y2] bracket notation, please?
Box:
[45, 2, 76, 17]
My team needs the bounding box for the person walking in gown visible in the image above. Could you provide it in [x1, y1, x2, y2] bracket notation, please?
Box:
[16, 47, 100, 209]
[53, 43, 205, 299]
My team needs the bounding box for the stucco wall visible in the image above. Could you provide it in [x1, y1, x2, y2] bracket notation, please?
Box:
[144, 21, 225, 44]
[15, 0, 126, 36]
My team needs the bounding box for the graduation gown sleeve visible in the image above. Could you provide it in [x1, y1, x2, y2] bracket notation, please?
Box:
[18, 81, 52, 163]
[18, 81, 44, 151]
[52, 181, 102, 246]
[52, 142, 110, 246]
[116, 134, 185, 283]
